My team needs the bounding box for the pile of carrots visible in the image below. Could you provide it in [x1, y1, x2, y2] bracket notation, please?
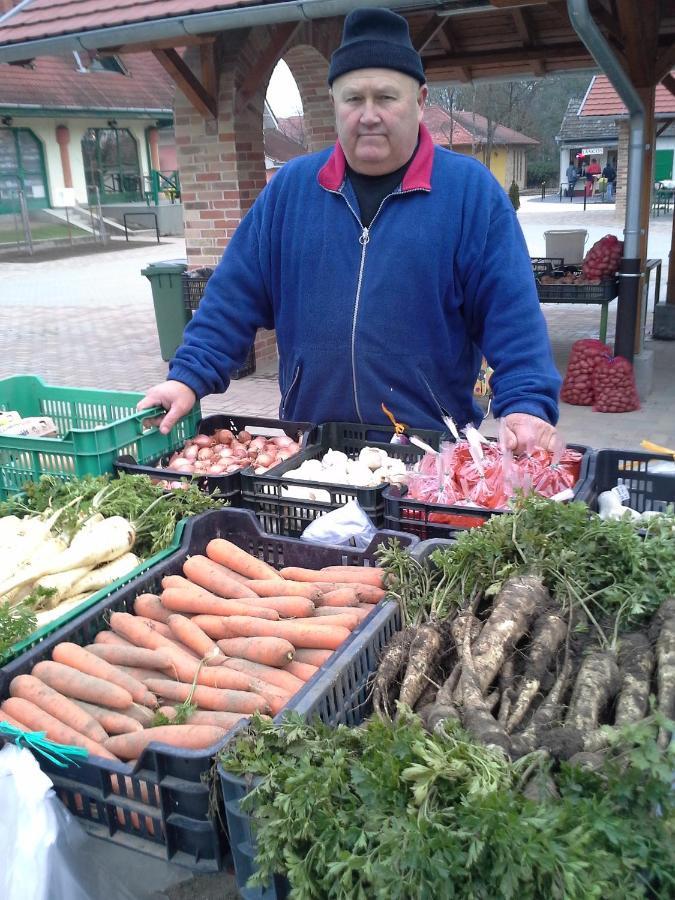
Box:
[0, 538, 387, 764]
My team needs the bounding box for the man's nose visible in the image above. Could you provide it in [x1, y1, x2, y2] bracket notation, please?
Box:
[360, 100, 381, 124]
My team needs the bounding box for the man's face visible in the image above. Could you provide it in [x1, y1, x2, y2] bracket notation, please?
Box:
[331, 69, 427, 175]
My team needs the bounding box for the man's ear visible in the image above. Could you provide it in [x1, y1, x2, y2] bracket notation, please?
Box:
[417, 84, 428, 116]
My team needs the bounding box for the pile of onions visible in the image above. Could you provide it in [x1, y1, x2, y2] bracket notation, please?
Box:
[160, 429, 301, 478]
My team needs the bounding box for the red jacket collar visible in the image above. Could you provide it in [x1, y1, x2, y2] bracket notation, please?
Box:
[318, 122, 434, 192]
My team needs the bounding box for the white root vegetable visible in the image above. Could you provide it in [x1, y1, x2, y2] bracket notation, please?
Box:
[1, 506, 68, 581]
[68, 552, 139, 596]
[34, 565, 95, 607]
[0, 515, 135, 596]
[34, 592, 94, 627]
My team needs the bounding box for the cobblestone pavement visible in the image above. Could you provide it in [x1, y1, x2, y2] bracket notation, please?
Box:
[2, 204, 674, 450]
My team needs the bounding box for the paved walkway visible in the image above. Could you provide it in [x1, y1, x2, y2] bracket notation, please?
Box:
[1, 201, 674, 450]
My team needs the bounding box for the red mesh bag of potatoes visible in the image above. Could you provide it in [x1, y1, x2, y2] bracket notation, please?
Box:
[560, 339, 612, 406]
[592, 355, 641, 412]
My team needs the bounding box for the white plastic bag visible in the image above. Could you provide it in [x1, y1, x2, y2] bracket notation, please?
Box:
[301, 499, 377, 549]
[0, 743, 136, 900]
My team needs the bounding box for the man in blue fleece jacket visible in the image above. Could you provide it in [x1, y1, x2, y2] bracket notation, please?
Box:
[139, 8, 561, 452]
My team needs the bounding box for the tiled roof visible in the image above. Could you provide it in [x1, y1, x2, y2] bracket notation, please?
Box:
[0, 1, 257, 45]
[264, 126, 307, 165]
[0, 51, 174, 111]
[423, 105, 475, 146]
[556, 96, 618, 144]
[580, 73, 675, 117]
[424, 104, 538, 146]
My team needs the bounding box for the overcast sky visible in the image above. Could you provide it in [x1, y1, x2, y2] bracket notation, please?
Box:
[266, 60, 303, 117]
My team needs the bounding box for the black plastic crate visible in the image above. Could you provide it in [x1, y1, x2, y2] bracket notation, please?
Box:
[218, 597, 404, 900]
[577, 448, 675, 513]
[530, 256, 564, 276]
[115, 413, 315, 497]
[383, 442, 593, 539]
[537, 276, 618, 303]
[0, 508, 415, 870]
[182, 271, 212, 312]
[241, 421, 443, 535]
[182, 270, 256, 379]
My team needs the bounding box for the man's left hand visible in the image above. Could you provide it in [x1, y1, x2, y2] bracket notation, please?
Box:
[500, 413, 557, 455]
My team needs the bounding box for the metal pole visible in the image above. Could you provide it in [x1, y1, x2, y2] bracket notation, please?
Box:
[95, 186, 108, 244]
[567, 0, 645, 362]
[65, 206, 73, 245]
[541, 180, 546, 200]
[18, 190, 33, 256]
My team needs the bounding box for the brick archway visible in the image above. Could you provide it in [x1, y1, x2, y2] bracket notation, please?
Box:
[284, 43, 336, 152]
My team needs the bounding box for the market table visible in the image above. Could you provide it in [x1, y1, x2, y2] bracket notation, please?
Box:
[537, 279, 618, 344]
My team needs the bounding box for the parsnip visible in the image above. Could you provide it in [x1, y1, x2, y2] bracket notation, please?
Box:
[0, 515, 135, 596]
[69, 552, 139, 596]
[35, 593, 94, 627]
[34, 565, 95, 607]
[1, 507, 66, 577]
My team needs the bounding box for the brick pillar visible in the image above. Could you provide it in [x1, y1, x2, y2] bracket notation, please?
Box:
[285, 45, 336, 151]
[615, 120, 629, 221]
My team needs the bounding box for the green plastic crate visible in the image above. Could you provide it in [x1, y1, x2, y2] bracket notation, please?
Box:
[0, 376, 200, 498]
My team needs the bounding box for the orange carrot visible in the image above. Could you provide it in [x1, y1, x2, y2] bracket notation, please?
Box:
[133, 616, 173, 638]
[94, 631, 135, 648]
[284, 660, 319, 681]
[319, 566, 385, 587]
[72, 700, 143, 735]
[109, 612, 196, 662]
[216, 636, 295, 667]
[289, 614, 359, 630]
[105, 724, 227, 760]
[167, 614, 224, 664]
[247, 680, 291, 715]
[204, 563, 252, 585]
[330, 583, 387, 603]
[158, 706, 244, 729]
[117, 703, 155, 726]
[192, 615, 350, 650]
[2, 697, 117, 760]
[293, 648, 333, 666]
[247, 579, 322, 601]
[223, 594, 315, 619]
[143, 679, 269, 714]
[206, 539, 283, 581]
[315, 605, 371, 620]
[315, 588, 359, 607]
[160, 581, 280, 620]
[118, 665, 175, 683]
[183, 555, 259, 599]
[278, 566, 332, 583]
[84, 643, 172, 671]
[0, 710, 24, 730]
[52, 643, 157, 708]
[9, 674, 108, 743]
[222, 658, 304, 694]
[133, 593, 172, 624]
[32, 660, 133, 710]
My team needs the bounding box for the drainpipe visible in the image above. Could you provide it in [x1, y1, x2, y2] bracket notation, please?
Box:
[567, 0, 644, 362]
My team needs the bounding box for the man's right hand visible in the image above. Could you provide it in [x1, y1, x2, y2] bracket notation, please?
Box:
[137, 380, 197, 435]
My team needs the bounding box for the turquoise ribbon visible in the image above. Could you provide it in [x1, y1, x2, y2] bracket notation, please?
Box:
[0, 722, 89, 767]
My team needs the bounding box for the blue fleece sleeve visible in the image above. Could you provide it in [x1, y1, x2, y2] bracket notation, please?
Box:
[168, 200, 274, 398]
[460, 197, 562, 425]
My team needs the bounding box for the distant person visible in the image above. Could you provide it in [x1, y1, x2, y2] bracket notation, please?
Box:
[565, 162, 578, 197]
[602, 161, 616, 201]
[586, 158, 601, 176]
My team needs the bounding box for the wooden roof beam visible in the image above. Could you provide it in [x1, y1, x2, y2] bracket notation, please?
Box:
[104, 34, 216, 55]
[423, 42, 586, 72]
[414, 15, 448, 53]
[656, 42, 675, 85]
[236, 21, 301, 113]
[153, 48, 216, 118]
[662, 73, 675, 100]
[512, 8, 535, 45]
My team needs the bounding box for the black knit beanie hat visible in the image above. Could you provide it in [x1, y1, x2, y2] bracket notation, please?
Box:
[328, 8, 425, 86]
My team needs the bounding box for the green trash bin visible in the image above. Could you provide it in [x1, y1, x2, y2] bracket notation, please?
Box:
[142, 259, 190, 362]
